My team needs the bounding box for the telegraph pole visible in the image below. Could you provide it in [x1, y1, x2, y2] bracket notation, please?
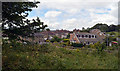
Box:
[107, 34, 109, 47]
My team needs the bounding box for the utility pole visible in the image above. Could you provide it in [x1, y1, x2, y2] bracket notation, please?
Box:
[107, 34, 109, 47]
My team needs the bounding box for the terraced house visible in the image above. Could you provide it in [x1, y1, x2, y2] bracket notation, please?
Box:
[70, 29, 106, 45]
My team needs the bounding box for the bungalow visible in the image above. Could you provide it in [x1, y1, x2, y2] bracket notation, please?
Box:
[70, 29, 105, 45]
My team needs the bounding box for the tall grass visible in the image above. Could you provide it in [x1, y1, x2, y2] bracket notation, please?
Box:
[2, 41, 118, 69]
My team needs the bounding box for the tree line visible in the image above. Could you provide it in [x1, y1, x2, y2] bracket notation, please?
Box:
[82, 23, 120, 32]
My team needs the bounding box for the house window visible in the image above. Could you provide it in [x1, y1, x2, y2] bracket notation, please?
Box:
[92, 35, 94, 38]
[77, 35, 79, 37]
[82, 35, 84, 38]
[89, 35, 91, 38]
[85, 35, 88, 38]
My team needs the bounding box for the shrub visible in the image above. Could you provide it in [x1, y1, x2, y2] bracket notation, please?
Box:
[88, 44, 95, 48]
[94, 42, 106, 53]
[62, 39, 70, 46]
[46, 40, 50, 42]
[71, 43, 83, 47]
[50, 36, 62, 43]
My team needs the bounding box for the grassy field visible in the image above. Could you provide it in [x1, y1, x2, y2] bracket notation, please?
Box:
[2, 41, 119, 69]
[106, 32, 119, 37]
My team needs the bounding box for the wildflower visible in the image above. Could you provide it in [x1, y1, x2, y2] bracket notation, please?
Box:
[10, 46, 12, 48]
[27, 56, 29, 58]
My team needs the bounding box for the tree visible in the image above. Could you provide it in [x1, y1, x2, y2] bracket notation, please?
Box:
[108, 24, 117, 32]
[46, 28, 50, 31]
[82, 27, 85, 30]
[66, 33, 70, 39]
[2, 2, 48, 41]
[91, 23, 109, 32]
[50, 36, 62, 43]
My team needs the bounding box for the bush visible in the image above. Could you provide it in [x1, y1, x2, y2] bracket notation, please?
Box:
[71, 43, 83, 47]
[62, 39, 70, 46]
[50, 36, 62, 43]
[94, 42, 107, 53]
[46, 40, 50, 42]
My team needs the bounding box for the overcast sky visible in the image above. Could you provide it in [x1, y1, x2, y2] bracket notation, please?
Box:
[28, 0, 119, 31]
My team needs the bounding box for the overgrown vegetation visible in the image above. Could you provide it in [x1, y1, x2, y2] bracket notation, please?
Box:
[2, 40, 118, 69]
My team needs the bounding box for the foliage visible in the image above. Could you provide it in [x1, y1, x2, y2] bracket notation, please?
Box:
[2, 40, 118, 69]
[2, 2, 48, 41]
[82, 23, 119, 32]
[104, 36, 116, 45]
[71, 43, 84, 47]
[62, 39, 70, 46]
[91, 23, 109, 32]
[50, 36, 62, 43]
[66, 33, 70, 39]
[46, 40, 50, 42]
[87, 42, 107, 53]
[94, 42, 103, 52]
[88, 44, 95, 48]
[63, 39, 69, 42]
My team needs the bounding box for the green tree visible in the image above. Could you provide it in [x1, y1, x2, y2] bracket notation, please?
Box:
[91, 23, 109, 32]
[50, 36, 62, 43]
[82, 27, 85, 30]
[108, 24, 117, 32]
[66, 33, 70, 39]
[2, 2, 48, 41]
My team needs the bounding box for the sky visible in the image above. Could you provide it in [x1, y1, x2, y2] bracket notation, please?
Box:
[28, 0, 119, 31]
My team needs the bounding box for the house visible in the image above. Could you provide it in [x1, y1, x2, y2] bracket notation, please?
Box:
[53, 29, 70, 38]
[32, 29, 70, 44]
[34, 33, 46, 44]
[70, 29, 105, 45]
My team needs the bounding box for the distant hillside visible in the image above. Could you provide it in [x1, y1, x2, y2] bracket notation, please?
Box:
[82, 23, 119, 32]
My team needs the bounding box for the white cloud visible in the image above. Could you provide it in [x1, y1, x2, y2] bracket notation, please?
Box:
[45, 11, 62, 18]
[29, 0, 119, 2]
[89, 13, 118, 26]
[62, 18, 86, 30]
[63, 18, 77, 24]
[27, 0, 119, 30]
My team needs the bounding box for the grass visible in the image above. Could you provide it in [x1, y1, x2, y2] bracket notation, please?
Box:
[106, 32, 119, 37]
[2, 41, 119, 69]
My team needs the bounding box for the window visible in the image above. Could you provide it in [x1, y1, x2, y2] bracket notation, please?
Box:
[77, 35, 79, 37]
[85, 35, 88, 38]
[92, 35, 94, 38]
[82, 35, 84, 38]
[89, 35, 91, 38]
